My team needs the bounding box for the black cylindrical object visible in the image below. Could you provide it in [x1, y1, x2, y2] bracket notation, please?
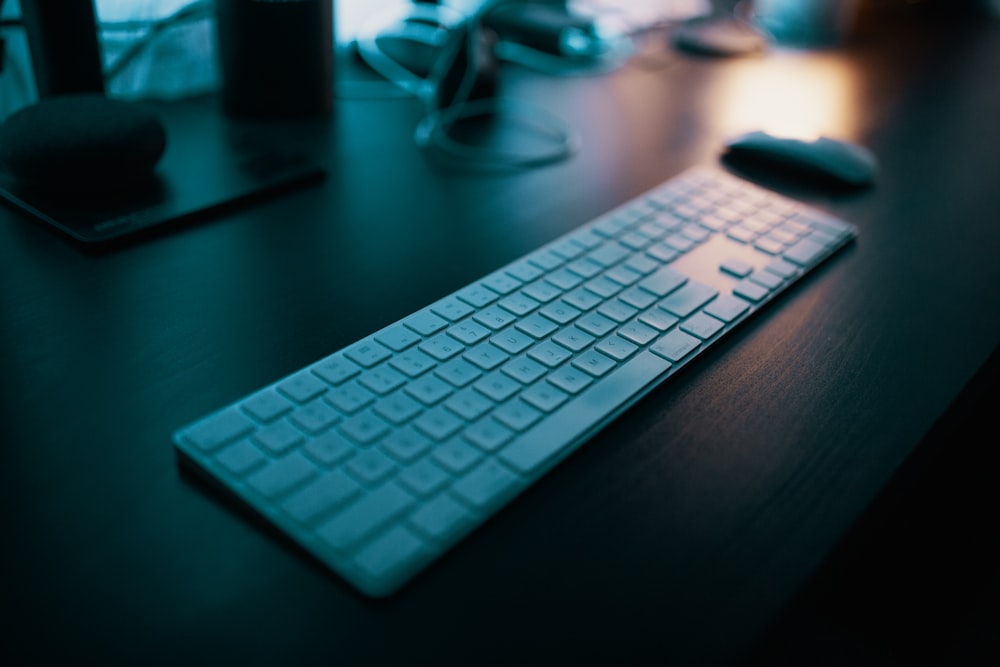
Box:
[215, 0, 334, 118]
[21, 0, 106, 98]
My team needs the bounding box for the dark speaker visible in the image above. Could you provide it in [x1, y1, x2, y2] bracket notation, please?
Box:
[214, 0, 334, 118]
[20, 0, 105, 98]
[0, 94, 166, 194]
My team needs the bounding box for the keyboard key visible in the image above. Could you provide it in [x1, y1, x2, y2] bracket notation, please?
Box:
[680, 312, 726, 340]
[463, 417, 514, 452]
[325, 381, 376, 414]
[784, 237, 827, 266]
[447, 320, 491, 345]
[473, 371, 522, 402]
[414, 407, 465, 441]
[493, 399, 543, 432]
[216, 440, 268, 476]
[316, 481, 415, 552]
[562, 286, 603, 311]
[345, 449, 397, 485]
[242, 389, 294, 423]
[551, 326, 595, 352]
[539, 301, 581, 325]
[397, 456, 450, 496]
[659, 281, 718, 318]
[374, 324, 421, 352]
[624, 253, 660, 275]
[404, 310, 448, 336]
[576, 312, 616, 337]
[253, 420, 305, 455]
[733, 279, 769, 303]
[451, 459, 522, 511]
[344, 340, 392, 369]
[501, 357, 547, 385]
[545, 268, 583, 291]
[748, 269, 784, 290]
[183, 408, 255, 452]
[638, 266, 687, 297]
[290, 398, 342, 435]
[353, 525, 428, 591]
[583, 275, 623, 299]
[703, 294, 750, 323]
[505, 260, 543, 283]
[588, 241, 630, 267]
[481, 271, 523, 295]
[435, 358, 483, 388]
[521, 382, 569, 412]
[572, 350, 616, 377]
[527, 340, 572, 368]
[246, 452, 317, 499]
[618, 286, 657, 310]
[303, 430, 356, 467]
[312, 355, 362, 386]
[379, 426, 432, 463]
[456, 284, 499, 308]
[646, 242, 679, 263]
[650, 329, 701, 362]
[528, 249, 564, 271]
[595, 335, 638, 361]
[464, 341, 510, 370]
[374, 391, 424, 425]
[390, 349, 437, 378]
[473, 305, 516, 330]
[445, 388, 493, 421]
[764, 257, 800, 279]
[754, 237, 785, 255]
[597, 299, 639, 323]
[498, 293, 540, 316]
[516, 313, 559, 339]
[498, 351, 671, 474]
[550, 238, 587, 260]
[566, 258, 603, 279]
[720, 258, 754, 278]
[617, 320, 659, 346]
[432, 439, 483, 474]
[546, 366, 593, 395]
[358, 366, 407, 395]
[420, 334, 464, 361]
[277, 371, 328, 403]
[281, 470, 361, 524]
[339, 410, 391, 445]
[431, 296, 475, 322]
[405, 375, 453, 406]
[638, 308, 679, 331]
[409, 493, 473, 541]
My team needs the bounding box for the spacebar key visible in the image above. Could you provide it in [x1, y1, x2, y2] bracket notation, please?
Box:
[498, 351, 672, 474]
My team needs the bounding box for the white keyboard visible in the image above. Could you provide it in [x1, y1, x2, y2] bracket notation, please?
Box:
[173, 166, 858, 597]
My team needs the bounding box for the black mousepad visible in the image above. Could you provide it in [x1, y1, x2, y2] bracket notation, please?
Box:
[0, 95, 325, 247]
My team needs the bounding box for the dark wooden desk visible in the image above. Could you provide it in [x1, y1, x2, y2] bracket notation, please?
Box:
[2, 8, 998, 665]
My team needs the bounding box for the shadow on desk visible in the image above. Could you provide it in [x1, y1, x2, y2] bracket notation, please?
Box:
[748, 348, 1000, 666]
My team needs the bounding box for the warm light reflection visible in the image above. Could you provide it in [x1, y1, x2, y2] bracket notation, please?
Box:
[712, 52, 861, 141]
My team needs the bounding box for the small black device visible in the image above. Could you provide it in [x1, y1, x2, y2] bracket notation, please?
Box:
[722, 130, 878, 188]
[20, 0, 106, 97]
[0, 96, 325, 248]
[214, 0, 334, 118]
[0, 94, 166, 195]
